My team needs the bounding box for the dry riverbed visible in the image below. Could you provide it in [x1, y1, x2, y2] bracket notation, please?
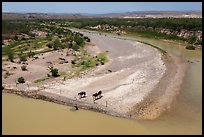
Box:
[2, 30, 187, 120]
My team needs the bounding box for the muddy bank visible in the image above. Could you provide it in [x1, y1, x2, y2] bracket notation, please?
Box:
[129, 53, 188, 120]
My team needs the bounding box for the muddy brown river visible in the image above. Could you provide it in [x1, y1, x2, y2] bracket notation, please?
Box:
[2, 34, 202, 135]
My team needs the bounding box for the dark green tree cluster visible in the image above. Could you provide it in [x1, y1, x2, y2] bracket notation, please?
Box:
[185, 45, 195, 50]
[46, 39, 66, 50]
[49, 67, 59, 77]
[62, 18, 202, 32]
[2, 20, 47, 40]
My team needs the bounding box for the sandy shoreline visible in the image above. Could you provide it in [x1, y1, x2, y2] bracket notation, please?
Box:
[2, 31, 188, 120]
[129, 53, 188, 120]
[2, 52, 187, 120]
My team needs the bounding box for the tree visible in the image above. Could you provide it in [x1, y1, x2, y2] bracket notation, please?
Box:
[187, 35, 197, 44]
[74, 35, 84, 46]
[49, 67, 59, 77]
[71, 44, 80, 51]
[53, 39, 62, 50]
[185, 45, 195, 50]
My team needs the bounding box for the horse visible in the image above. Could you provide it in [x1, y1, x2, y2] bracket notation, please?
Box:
[92, 90, 102, 101]
[78, 91, 86, 99]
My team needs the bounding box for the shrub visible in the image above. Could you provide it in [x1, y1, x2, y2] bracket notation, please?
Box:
[185, 45, 195, 50]
[49, 67, 59, 77]
[97, 52, 108, 65]
[19, 54, 27, 61]
[187, 36, 197, 44]
[74, 35, 84, 46]
[21, 65, 27, 71]
[27, 51, 35, 58]
[18, 77, 25, 83]
[72, 44, 80, 51]
[53, 39, 62, 50]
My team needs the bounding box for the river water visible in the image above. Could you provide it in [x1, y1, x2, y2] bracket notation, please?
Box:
[2, 34, 202, 135]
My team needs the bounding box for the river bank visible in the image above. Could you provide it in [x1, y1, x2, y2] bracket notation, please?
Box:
[2, 29, 188, 120]
[2, 51, 187, 120]
[129, 53, 188, 119]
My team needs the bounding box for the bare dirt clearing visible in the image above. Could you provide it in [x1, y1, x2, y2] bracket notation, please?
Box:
[2, 49, 75, 86]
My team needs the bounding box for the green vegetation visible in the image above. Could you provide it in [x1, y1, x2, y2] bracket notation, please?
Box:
[97, 52, 109, 65]
[186, 35, 197, 44]
[2, 20, 90, 61]
[61, 18, 202, 46]
[27, 51, 35, 58]
[17, 77, 25, 83]
[2, 20, 31, 39]
[52, 39, 64, 50]
[62, 18, 202, 32]
[185, 45, 195, 50]
[19, 54, 27, 61]
[74, 34, 84, 46]
[127, 29, 184, 41]
[34, 77, 49, 83]
[2, 20, 97, 83]
[4, 46, 15, 62]
[76, 51, 108, 71]
[2, 18, 202, 47]
[49, 67, 59, 77]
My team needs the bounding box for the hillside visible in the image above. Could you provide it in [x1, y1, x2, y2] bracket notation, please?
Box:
[2, 11, 202, 20]
[2, 13, 91, 20]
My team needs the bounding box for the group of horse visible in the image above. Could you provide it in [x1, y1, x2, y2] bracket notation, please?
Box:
[77, 90, 102, 101]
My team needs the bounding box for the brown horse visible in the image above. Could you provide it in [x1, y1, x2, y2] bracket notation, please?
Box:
[92, 90, 102, 101]
[78, 91, 86, 99]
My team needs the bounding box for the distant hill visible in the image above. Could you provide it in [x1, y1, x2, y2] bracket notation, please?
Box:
[2, 11, 202, 20]
[2, 12, 92, 20]
[100, 11, 202, 18]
